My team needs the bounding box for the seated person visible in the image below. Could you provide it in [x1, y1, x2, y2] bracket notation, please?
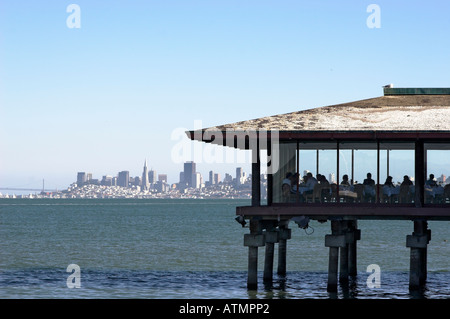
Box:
[399, 175, 413, 203]
[318, 174, 330, 186]
[363, 173, 375, 186]
[317, 174, 331, 201]
[305, 172, 318, 192]
[425, 174, 437, 188]
[282, 172, 293, 188]
[290, 173, 303, 194]
[340, 174, 350, 186]
[384, 176, 395, 188]
[281, 172, 293, 199]
[363, 173, 376, 202]
[401, 175, 413, 186]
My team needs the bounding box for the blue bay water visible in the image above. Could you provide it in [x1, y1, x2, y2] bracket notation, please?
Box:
[0, 198, 449, 299]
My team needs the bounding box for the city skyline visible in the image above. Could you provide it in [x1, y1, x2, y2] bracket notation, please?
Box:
[73, 159, 252, 191]
[3, 146, 450, 195]
[2, 2, 450, 192]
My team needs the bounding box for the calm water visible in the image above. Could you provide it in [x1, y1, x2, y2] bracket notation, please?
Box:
[0, 198, 449, 299]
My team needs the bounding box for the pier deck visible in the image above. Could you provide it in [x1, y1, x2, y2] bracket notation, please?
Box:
[237, 204, 450, 220]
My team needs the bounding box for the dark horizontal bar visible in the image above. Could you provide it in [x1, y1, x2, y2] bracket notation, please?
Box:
[384, 87, 450, 95]
[236, 204, 450, 221]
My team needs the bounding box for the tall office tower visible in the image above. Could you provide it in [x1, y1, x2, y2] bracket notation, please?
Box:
[149, 169, 156, 184]
[329, 173, 336, 184]
[209, 171, 214, 185]
[224, 173, 232, 183]
[236, 167, 243, 185]
[179, 172, 185, 185]
[192, 172, 202, 189]
[158, 174, 167, 183]
[118, 171, 130, 188]
[184, 161, 196, 188]
[214, 173, 220, 185]
[141, 159, 150, 191]
[77, 172, 86, 186]
[101, 175, 113, 186]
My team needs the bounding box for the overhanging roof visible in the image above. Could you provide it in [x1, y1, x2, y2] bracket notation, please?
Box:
[186, 88, 450, 149]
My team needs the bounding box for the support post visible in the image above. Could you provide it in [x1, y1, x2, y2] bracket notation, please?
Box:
[414, 141, 425, 207]
[267, 138, 273, 206]
[244, 219, 265, 290]
[251, 139, 261, 207]
[247, 246, 258, 290]
[327, 247, 339, 292]
[376, 140, 380, 203]
[336, 142, 340, 202]
[347, 220, 360, 277]
[263, 230, 279, 284]
[339, 222, 349, 284]
[247, 136, 261, 290]
[325, 220, 347, 292]
[406, 220, 430, 290]
[277, 222, 291, 276]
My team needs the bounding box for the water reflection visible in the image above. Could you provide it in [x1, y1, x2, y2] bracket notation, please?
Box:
[244, 271, 447, 299]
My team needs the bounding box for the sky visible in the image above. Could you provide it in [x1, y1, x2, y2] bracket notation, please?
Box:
[1, 0, 450, 191]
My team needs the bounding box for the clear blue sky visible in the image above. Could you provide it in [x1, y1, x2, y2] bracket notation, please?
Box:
[1, 1, 450, 190]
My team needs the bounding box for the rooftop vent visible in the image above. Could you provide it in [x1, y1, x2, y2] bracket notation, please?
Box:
[384, 87, 450, 95]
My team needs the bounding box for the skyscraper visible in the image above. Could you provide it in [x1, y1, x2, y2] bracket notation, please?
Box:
[141, 159, 150, 191]
[117, 171, 130, 188]
[77, 172, 86, 186]
[236, 167, 243, 186]
[149, 169, 156, 184]
[184, 161, 196, 188]
[209, 170, 214, 185]
[214, 173, 220, 185]
[192, 172, 202, 189]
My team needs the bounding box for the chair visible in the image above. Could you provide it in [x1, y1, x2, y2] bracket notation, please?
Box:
[445, 184, 450, 203]
[282, 183, 292, 203]
[399, 184, 411, 203]
[363, 184, 376, 203]
[304, 184, 318, 203]
[320, 185, 332, 203]
[310, 183, 322, 203]
[353, 184, 364, 203]
[312, 183, 329, 203]
[376, 184, 385, 203]
[330, 184, 338, 202]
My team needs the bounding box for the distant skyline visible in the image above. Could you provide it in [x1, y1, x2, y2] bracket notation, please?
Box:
[2, 1, 450, 191]
[73, 159, 252, 189]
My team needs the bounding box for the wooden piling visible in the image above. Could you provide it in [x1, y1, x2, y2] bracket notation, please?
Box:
[263, 230, 278, 283]
[247, 246, 258, 290]
[244, 219, 265, 290]
[339, 241, 349, 284]
[325, 220, 347, 292]
[348, 220, 360, 277]
[327, 246, 339, 292]
[263, 242, 274, 283]
[407, 220, 430, 290]
[339, 221, 350, 284]
[277, 238, 287, 276]
[277, 224, 291, 276]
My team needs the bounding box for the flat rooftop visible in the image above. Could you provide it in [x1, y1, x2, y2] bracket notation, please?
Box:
[206, 89, 450, 132]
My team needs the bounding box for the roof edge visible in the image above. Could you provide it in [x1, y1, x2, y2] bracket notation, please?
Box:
[384, 87, 450, 95]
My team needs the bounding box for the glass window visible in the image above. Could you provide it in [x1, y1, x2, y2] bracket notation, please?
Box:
[379, 142, 415, 204]
[338, 142, 378, 203]
[272, 142, 297, 203]
[425, 143, 450, 204]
